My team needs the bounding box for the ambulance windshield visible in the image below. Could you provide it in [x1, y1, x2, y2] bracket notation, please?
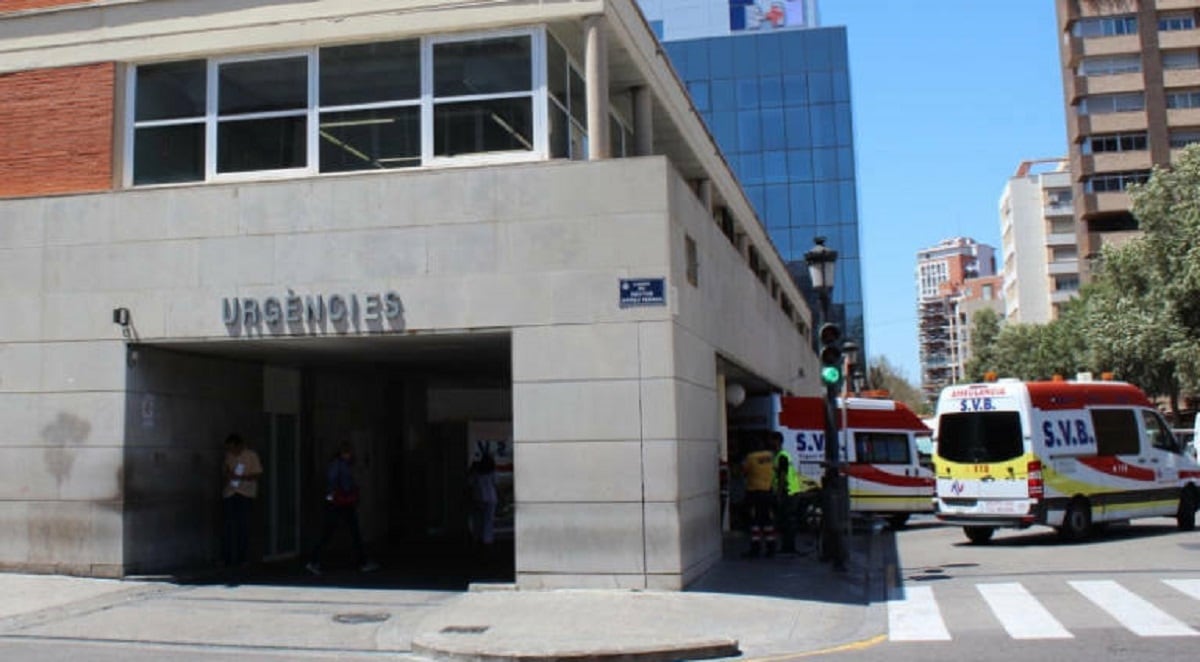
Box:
[937, 412, 1023, 463]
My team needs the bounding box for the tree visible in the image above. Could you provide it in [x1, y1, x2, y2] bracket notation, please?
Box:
[964, 308, 1001, 382]
[867, 356, 929, 415]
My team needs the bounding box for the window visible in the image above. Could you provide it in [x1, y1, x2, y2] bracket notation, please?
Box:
[1168, 89, 1200, 109]
[854, 432, 911, 465]
[1093, 409, 1139, 455]
[1051, 246, 1078, 261]
[1079, 92, 1145, 115]
[1171, 129, 1200, 148]
[1163, 50, 1200, 70]
[685, 235, 699, 287]
[1083, 132, 1148, 154]
[129, 29, 545, 185]
[1078, 54, 1141, 76]
[1160, 14, 1196, 32]
[1085, 170, 1150, 192]
[1054, 275, 1080, 292]
[937, 412, 1024, 463]
[319, 40, 421, 172]
[1142, 410, 1182, 453]
[1073, 15, 1137, 37]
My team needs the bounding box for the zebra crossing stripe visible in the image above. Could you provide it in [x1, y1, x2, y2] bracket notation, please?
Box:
[888, 585, 951, 641]
[1069, 580, 1199, 637]
[1164, 578, 1200, 602]
[976, 582, 1073, 640]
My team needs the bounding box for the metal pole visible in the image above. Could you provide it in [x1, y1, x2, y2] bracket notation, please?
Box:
[819, 295, 848, 571]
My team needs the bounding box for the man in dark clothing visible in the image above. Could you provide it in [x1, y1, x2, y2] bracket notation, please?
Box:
[305, 442, 379, 575]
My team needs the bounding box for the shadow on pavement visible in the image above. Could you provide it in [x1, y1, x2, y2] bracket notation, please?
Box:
[687, 525, 893, 606]
[169, 539, 516, 592]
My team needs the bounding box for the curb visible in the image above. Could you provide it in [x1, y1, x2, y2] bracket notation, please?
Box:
[411, 636, 740, 662]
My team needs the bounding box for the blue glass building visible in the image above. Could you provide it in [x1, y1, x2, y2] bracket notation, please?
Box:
[640, 1, 865, 357]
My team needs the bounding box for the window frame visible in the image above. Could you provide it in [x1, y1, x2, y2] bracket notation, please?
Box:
[124, 26, 550, 187]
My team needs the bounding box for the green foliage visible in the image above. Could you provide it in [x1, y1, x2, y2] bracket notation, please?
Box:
[867, 356, 930, 415]
[964, 144, 1200, 410]
[964, 308, 1001, 382]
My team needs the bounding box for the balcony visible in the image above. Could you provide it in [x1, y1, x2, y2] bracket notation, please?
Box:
[1043, 202, 1075, 217]
[1077, 35, 1141, 59]
[1046, 231, 1078, 246]
[1159, 30, 1200, 50]
[1094, 190, 1132, 213]
[1164, 69, 1200, 89]
[1048, 259, 1079, 276]
[1166, 107, 1200, 128]
[1091, 150, 1152, 173]
[1081, 72, 1146, 96]
[1084, 111, 1149, 134]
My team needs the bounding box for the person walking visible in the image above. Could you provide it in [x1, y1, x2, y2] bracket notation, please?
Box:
[221, 434, 263, 569]
[305, 442, 379, 575]
[741, 434, 777, 558]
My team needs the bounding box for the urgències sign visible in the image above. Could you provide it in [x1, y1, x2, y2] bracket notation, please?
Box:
[222, 290, 403, 335]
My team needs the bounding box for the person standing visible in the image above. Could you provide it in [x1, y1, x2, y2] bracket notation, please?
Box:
[467, 453, 499, 552]
[771, 431, 803, 555]
[222, 434, 263, 569]
[306, 442, 379, 575]
[741, 434, 777, 558]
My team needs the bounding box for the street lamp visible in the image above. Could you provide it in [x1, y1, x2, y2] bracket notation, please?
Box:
[804, 236, 848, 571]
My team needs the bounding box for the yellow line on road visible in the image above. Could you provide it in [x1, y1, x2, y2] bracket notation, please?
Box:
[747, 633, 887, 660]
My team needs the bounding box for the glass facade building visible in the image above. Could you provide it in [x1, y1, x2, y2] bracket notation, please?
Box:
[658, 25, 865, 354]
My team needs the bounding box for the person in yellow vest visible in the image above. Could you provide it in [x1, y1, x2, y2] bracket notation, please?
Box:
[771, 431, 802, 555]
[741, 434, 777, 558]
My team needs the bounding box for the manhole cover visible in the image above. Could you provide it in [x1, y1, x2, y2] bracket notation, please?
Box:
[440, 625, 490, 634]
[333, 612, 391, 624]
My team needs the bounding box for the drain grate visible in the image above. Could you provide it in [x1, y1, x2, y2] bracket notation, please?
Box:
[333, 612, 391, 624]
[440, 625, 490, 634]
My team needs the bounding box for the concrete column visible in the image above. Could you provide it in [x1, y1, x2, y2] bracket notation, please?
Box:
[631, 85, 653, 156]
[584, 15, 610, 160]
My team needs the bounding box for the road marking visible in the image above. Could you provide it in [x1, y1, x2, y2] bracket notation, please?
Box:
[1164, 578, 1200, 602]
[976, 582, 1073, 640]
[1070, 580, 1199, 637]
[888, 585, 950, 641]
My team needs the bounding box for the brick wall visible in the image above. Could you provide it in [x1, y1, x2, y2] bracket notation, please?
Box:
[0, 62, 115, 197]
[0, 1, 97, 12]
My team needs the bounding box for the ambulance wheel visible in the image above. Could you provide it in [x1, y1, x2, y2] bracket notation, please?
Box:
[1178, 487, 1197, 532]
[963, 526, 994, 544]
[888, 514, 910, 530]
[1059, 498, 1092, 541]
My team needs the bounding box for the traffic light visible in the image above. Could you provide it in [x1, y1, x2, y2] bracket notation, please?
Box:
[818, 322, 843, 386]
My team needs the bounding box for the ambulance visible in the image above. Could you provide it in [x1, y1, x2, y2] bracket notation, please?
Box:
[776, 395, 935, 527]
[933, 378, 1200, 543]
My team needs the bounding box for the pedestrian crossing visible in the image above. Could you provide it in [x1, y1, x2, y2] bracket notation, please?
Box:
[888, 577, 1200, 641]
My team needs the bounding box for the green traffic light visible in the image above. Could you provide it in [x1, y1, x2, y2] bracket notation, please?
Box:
[821, 365, 842, 385]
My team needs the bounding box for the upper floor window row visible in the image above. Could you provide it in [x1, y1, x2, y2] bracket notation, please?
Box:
[1073, 15, 1137, 38]
[1078, 92, 1144, 115]
[129, 30, 548, 186]
[1084, 170, 1150, 193]
[1170, 129, 1200, 148]
[1167, 88, 1200, 109]
[1163, 49, 1200, 70]
[1083, 131, 1147, 154]
[1160, 14, 1196, 31]
[1078, 54, 1141, 76]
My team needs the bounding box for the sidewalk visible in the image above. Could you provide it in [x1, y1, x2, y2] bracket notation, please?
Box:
[0, 528, 890, 661]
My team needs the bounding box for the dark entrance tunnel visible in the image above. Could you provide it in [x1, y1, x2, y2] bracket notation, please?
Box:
[120, 333, 515, 590]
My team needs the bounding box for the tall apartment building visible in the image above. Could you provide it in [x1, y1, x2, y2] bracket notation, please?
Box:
[638, 0, 867, 355]
[1056, 0, 1200, 278]
[1000, 158, 1080, 324]
[916, 238, 998, 401]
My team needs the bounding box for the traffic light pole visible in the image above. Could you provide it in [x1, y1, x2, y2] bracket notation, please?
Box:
[821, 379, 848, 571]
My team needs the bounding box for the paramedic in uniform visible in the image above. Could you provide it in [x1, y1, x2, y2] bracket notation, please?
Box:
[771, 431, 804, 555]
[741, 434, 778, 557]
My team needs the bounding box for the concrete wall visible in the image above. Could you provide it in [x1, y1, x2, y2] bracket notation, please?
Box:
[0, 156, 806, 585]
[123, 346, 263, 574]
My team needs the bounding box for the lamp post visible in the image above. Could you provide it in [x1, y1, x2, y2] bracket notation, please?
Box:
[804, 237, 847, 571]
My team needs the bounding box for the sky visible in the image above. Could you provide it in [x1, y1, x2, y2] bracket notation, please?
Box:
[817, 1, 1067, 383]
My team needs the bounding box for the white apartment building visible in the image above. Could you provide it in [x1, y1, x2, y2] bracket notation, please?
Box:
[1000, 159, 1080, 324]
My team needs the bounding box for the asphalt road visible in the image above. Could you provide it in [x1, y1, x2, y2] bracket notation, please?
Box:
[828, 515, 1200, 661]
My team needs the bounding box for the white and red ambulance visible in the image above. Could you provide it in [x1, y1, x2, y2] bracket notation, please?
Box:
[933, 378, 1200, 543]
[776, 395, 935, 527]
